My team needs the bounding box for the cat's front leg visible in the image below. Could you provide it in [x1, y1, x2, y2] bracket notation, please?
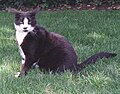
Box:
[15, 58, 33, 77]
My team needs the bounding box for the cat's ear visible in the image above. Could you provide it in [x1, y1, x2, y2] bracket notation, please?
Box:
[7, 8, 21, 14]
[28, 7, 40, 15]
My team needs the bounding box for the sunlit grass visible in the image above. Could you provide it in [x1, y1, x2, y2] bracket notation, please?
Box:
[0, 10, 120, 94]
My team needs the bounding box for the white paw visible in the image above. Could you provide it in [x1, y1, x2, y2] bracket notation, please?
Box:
[32, 63, 39, 68]
[35, 64, 39, 68]
[15, 72, 21, 78]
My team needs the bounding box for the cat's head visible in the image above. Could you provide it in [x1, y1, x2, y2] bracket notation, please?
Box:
[8, 8, 40, 32]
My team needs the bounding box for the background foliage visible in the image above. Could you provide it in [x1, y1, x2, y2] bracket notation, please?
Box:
[0, 0, 120, 9]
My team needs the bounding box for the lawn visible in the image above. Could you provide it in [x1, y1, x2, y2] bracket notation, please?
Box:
[0, 10, 120, 94]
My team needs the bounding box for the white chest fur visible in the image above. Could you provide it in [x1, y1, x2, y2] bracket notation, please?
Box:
[16, 31, 28, 63]
[16, 31, 28, 46]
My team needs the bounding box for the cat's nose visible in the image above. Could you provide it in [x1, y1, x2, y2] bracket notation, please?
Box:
[23, 27, 28, 29]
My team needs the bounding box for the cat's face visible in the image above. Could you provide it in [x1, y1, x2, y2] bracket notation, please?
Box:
[14, 13, 36, 32]
[8, 8, 39, 32]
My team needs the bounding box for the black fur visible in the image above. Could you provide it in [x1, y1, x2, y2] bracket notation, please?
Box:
[8, 8, 117, 76]
[21, 26, 117, 73]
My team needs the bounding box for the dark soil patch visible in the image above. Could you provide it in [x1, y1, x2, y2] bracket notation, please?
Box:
[1, 4, 120, 12]
[46, 4, 120, 11]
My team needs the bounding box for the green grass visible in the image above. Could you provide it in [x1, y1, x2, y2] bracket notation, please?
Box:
[0, 10, 120, 94]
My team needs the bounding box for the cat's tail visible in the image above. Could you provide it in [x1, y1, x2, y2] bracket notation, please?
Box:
[75, 52, 117, 71]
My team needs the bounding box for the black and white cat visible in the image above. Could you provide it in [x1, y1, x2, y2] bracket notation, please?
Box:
[8, 8, 117, 77]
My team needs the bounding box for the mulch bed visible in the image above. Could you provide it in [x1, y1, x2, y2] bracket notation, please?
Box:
[46, 4, 120, 11]
[1, 4, 120, 11]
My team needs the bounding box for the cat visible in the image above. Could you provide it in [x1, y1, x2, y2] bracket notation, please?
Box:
[8, 8, 117, 77]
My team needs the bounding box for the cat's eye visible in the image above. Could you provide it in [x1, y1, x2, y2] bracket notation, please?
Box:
[28, 22, 31, 24]
[20, 22, 23, 24]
